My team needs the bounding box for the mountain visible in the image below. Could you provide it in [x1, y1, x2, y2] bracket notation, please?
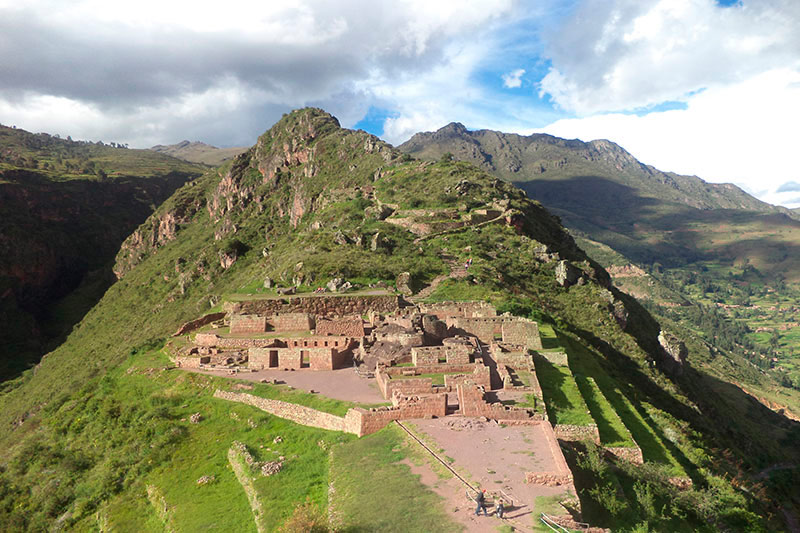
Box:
[149, 140, 248, 166]
[1, 109, 796, 531]
[400, 123, 800, 275]
[0, 124, 206, 379]
[400, 123, 800, 415]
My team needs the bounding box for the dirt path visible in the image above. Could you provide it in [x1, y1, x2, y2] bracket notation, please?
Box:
[413, 253, 470, 300]
[187, 367, 386, 404]
[402, 458, 508, 533]
[408, 417, 571, 528]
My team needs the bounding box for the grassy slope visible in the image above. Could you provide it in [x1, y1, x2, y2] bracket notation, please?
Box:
[400, 124, 800, 416]
[0, 109, 794, 531]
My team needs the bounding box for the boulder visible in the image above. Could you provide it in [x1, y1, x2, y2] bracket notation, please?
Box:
[276, 286, 296, 295]
[263, 276, 273, 289]
[327, 277, 345, 292]
[333, 230, 351, 245]
[555, 260, 581, 287]
[657, 330, 687, 376]
[396, 272, 413, 296]
[365, 204, 394, 220]
[370, 232, 382, 251]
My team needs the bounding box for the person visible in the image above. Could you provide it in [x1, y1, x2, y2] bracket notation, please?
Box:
[475, 489, 488, 516]
[495, 497, 505, 519]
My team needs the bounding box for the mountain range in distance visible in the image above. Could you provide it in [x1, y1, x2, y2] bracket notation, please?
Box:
[2, 109, 799, 531]
[149, 140, 248, 167]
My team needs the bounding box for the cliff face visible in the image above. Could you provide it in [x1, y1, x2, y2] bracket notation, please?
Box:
[0, 169, 201, 378]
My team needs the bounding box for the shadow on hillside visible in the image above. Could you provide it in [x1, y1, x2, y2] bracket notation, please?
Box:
[515, 175, 800, 271]
[0, 171, 196, 383]
[567, 320, 800, 472]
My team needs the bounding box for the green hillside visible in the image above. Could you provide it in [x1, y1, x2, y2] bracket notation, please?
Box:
[1, 110, 796, 531]
[0, 125, 206, 380]
[400, 123, 800, 418]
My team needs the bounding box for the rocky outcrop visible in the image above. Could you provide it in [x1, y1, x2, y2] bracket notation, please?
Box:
[657, 330, 687, 376]
[555, 260, 582, 287]
[396, 272, 413, 296]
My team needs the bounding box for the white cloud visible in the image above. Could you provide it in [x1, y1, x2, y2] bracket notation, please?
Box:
[502, 68, 526, 88]
[539, 0, 800, 114]
[534, 68, 800, 207]
[0, 0, 516, 146]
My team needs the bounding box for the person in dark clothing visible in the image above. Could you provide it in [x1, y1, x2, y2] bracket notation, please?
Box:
[475, 489, 488, 516]
[495, 497, 505, 519]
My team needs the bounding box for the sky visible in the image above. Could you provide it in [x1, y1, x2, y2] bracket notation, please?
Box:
[1, 0, 799, 206]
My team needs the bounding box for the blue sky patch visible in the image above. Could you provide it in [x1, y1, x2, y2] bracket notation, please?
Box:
[353, 106, 399, 137]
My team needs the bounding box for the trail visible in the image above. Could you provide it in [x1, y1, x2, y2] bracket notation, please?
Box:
[412, 253, 469, 300]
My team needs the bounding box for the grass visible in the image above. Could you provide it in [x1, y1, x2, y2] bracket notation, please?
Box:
[534, 354, 594, 426]
[558, 332, 686, 475]
[329, 424, 460, 532]
[576, 376, 635, 448]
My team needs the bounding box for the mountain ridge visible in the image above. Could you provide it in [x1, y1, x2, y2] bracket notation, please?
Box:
[1, 108, 796, 531]
[402, 122, 791, 214]
[149, 140, 249, 166]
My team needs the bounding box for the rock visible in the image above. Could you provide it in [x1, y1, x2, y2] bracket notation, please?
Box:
[611, 300, 628, 330]
[292, 273, 304, 287]
[261, 461, 283, 476]
[196, 475, 215, 485]
[422, 315, 448, 340]
[261, 247, 269, 258]
[396, 272, 413, 296]
[189, 413, 202, 424]
[327, 277, 345, 292]
[276, 286, 296, 295]
[263, 277, 273, 289]
[273, 436, 283, 444]
[555, 260, 581, 287]
[218, 250, 237, 269]
[365, 204, 394, 220]
[294, 261, 304, 272]
[370, 232, 382, 251]
[333, 230, 351, 245]
[657, 330, 687, 376]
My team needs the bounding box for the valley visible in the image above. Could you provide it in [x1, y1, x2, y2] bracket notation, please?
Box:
[1, 109, 797, 532]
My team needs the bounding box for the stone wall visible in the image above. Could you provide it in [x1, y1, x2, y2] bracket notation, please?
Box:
[490, 343, 533, 369]
[272, 313, 315, 332]
[540, 351, 568, 366]
[411, 345, 472, 366]
[443, 365, 491, 390]
[501, 319, 542, 350]
[213, 390, 355, 434]
[200, 335, 282, 349]
[173, 355, 211, 368]
[377, 372, 435, 400]
[448, 317, 498, 342]
[419, 301, 497, 319]
[524, 419, 575, 490]
[173, 312, 226, 336]
[347, 394, 448, 436]
[215, 390, 447, 438]
[456, 385, 538, 420]
[230, 315, 268, 335]
[554, 424, 601, 444]
[230, 294, 400, 317]
[604, 446, 644, 464]
[316, 317, 365, 337]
